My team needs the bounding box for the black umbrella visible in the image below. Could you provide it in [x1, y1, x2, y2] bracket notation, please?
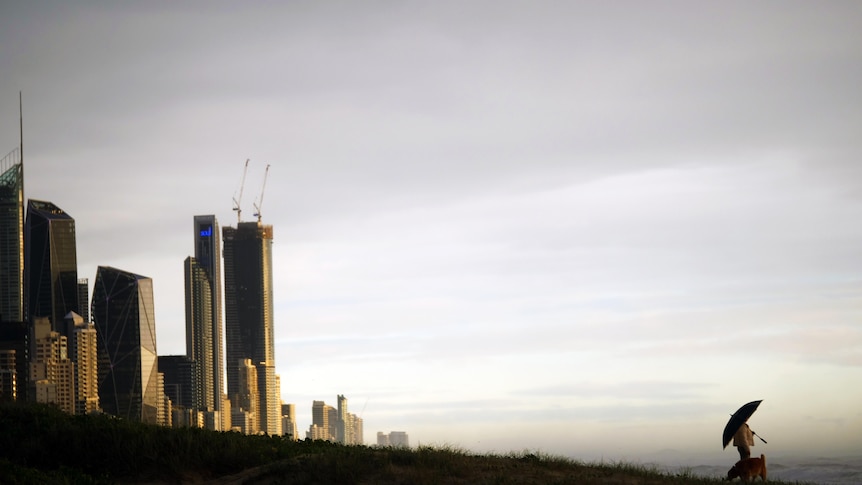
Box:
[722, 400, 764, 449]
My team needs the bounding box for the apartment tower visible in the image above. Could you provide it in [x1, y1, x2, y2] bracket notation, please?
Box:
[223, 220, 280, 435]
[184, 215, 224, 429]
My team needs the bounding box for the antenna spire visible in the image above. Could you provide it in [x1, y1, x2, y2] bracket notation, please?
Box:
[19, 92, 24, 202]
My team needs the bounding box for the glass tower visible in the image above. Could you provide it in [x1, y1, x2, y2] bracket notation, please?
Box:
[223, 221, 279, 435]
[92, 266, 159, 424]
[186, 215, 224, 425]
[24, 199, 78, 332]
[0, 149, 23, 323]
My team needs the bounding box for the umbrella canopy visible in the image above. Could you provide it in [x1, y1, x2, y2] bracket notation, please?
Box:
[722, 400, 762, 449]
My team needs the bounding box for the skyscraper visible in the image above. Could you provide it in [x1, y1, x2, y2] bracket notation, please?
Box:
[0, 148, 23, 323]
[337, 394, 348, 443]
[184, 215, 224, 428]
[24, 199, 78, 331]
[184, 257, 214, 412]
[92, 266, 159, 425]
[223, 220, 279, 435]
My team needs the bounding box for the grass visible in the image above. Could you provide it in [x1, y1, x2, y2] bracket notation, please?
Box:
[0, 402, 811, 484]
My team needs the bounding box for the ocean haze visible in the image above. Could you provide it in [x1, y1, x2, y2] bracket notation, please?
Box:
[1, 0, 861, 465]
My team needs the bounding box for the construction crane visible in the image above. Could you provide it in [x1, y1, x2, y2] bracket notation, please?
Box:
[232, 159, 250, 223]
[253, 163, 270, 222]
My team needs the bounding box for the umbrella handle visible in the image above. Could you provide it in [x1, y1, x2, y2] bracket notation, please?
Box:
[752, 431, 767, 444]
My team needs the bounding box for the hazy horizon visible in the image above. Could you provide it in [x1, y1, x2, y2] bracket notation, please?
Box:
[1, 1, 860, 461]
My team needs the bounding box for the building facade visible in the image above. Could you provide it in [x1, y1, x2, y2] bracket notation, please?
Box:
[0, 148, 23, 323]
[24, 199, 78, 332]
[65, 311, 99, 414]
[76, 278, 89, 322]
[378, 431, 409, 447]
[0, 320, 27, 402]
[223, 221, 280, 435]
[92, 266, 160, 425]
[281, 403, 298, 440]
[184, 257, 214, 412]
[159, 354, 199, 412]
[29, 316, 74, 413]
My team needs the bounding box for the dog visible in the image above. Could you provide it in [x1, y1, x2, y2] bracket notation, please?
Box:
[726, 454, 767, 482]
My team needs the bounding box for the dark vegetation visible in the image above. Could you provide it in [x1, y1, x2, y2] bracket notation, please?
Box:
[0, 403, 810, 484]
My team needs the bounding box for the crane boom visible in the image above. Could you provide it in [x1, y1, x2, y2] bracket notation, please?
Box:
[232, 159, 250, 223]
[253, 163, 270, 222]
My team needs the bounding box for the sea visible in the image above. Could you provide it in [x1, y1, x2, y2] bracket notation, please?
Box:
[651, 455, 862, 484]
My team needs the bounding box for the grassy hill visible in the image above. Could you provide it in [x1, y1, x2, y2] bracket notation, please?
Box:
[0, 403, 797, 484]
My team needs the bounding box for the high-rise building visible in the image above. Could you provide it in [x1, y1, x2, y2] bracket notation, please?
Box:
[352, 414, 364, 445]
[0, 148, 24, 323]
[310, 400, 336, 441]
[24, 199, 78, 331]
[92, 266, 160, 425]
[337, 394, 348, 443]
[186, 215, 224, 427]
[281, 403, 298, 440]
[76, 278, 89, 322]
[65, 311, 99, 415]
[223, 221, 280, 435]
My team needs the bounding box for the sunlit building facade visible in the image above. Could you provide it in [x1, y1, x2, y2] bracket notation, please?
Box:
[281, 403, 298, 440]
[92, 266, 160, 425]
[65, 311, 99, 415]
[29, 316, 74, 413]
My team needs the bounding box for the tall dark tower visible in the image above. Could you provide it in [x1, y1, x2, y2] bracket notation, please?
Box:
[0, 94, 25, 324]
[92, 266, 159, 425]
[184, 215, 224, 428]
[0, 148, 24, 323]
[223, 220, 279, 435]
[24, 199, 78, 331]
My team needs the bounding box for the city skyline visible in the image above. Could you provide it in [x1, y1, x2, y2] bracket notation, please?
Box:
[1, 1, 861, 462]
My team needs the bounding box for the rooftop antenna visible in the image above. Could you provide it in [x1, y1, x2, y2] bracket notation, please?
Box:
[19, 91, 24, 203]
[253, 163, 270, 222]
[232, 159, 249, 223]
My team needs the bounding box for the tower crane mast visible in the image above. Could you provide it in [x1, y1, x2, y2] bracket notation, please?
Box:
[232, 159, 250, 223]
[253, 163, 270, 222]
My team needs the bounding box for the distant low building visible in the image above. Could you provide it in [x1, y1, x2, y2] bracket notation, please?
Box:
[378, 431, 409, 448]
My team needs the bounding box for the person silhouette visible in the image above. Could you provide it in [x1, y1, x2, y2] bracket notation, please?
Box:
[733, 421, 755, 460]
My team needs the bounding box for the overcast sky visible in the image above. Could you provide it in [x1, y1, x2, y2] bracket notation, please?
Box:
[1, 1, 861, 463]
